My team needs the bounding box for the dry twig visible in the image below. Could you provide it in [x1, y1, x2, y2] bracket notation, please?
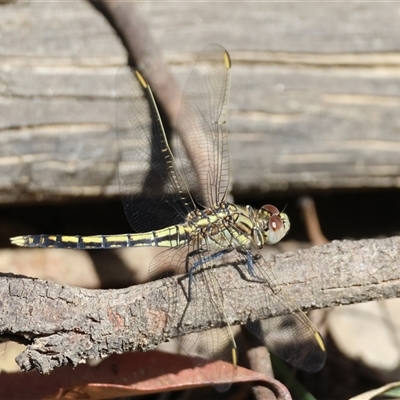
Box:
[1, 236, 399, 374]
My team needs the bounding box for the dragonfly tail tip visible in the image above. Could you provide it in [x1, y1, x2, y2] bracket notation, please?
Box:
[10, 236, 26, 247]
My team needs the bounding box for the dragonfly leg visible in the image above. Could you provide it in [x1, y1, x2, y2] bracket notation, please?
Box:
[246, 252, 255, 275]
[235, 248, 265, 279]
[186, 248, 233, 300]
[235, 247, 256, 275]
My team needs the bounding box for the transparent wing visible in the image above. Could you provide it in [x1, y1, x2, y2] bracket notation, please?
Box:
[148, 239, 237, 389]
[246, 314, 326, 372]
[187, 220, 326, 372]
[149, 240, 237, 362]
[174, 44, 231, 207]
[116, 67, 195, 232]
[116, 44, 231, 231]
[178, 260, 237, 392]
[227, 237, 327, 372]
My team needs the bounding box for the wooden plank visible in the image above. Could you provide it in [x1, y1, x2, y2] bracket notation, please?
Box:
[0, 2, 126, 62]
[1, 1, 400, 204]
[138, 2, 400, 54]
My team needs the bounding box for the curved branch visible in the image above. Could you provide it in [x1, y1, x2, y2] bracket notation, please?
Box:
[90, 0, 220, 203]
[1, 236, 400, 374]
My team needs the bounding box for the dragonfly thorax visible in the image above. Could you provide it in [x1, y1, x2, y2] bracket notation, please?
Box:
[186, 203, 235, 231]
[184, 202, 253, 249]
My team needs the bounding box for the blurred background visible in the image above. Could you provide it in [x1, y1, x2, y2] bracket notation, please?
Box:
[1, 1, 400, 399]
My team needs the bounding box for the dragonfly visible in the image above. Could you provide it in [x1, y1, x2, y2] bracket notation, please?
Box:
[11, 44, 326, 378]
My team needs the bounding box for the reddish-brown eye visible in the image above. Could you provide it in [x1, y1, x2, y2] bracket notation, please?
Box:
[269, 215, 283, 231]
[262, 204, 279, 215]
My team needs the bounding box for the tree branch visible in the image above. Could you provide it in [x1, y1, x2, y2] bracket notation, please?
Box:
[90, 1, 226, 203]
[1, 236, 400, 374]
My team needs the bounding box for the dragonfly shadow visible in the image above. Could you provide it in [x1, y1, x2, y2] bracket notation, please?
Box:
[143, 112, 170, 197]
[88, 250, 137, 288]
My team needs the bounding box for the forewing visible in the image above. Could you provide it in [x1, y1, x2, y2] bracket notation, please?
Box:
[174, 44, 231, 207]
[116, 67, 195, 232]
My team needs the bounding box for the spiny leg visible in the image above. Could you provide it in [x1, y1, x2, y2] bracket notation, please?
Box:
[186, 247, 234, 300]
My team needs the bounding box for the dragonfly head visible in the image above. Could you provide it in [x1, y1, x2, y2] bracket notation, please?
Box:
[259, 204, 291, 245]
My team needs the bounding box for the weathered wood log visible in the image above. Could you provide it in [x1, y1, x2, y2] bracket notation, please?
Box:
[1, 1, 400, 204]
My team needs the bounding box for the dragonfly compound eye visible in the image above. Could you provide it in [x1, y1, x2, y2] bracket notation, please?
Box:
[261, 204, 280, 215]
[269, 215, 283, 232]
[266, 212, 290, 245]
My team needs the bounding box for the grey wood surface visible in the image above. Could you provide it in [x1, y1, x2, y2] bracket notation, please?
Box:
[2, 1, 400, 204]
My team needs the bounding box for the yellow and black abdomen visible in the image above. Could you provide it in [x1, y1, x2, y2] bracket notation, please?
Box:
[10, 225, 189, 249]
